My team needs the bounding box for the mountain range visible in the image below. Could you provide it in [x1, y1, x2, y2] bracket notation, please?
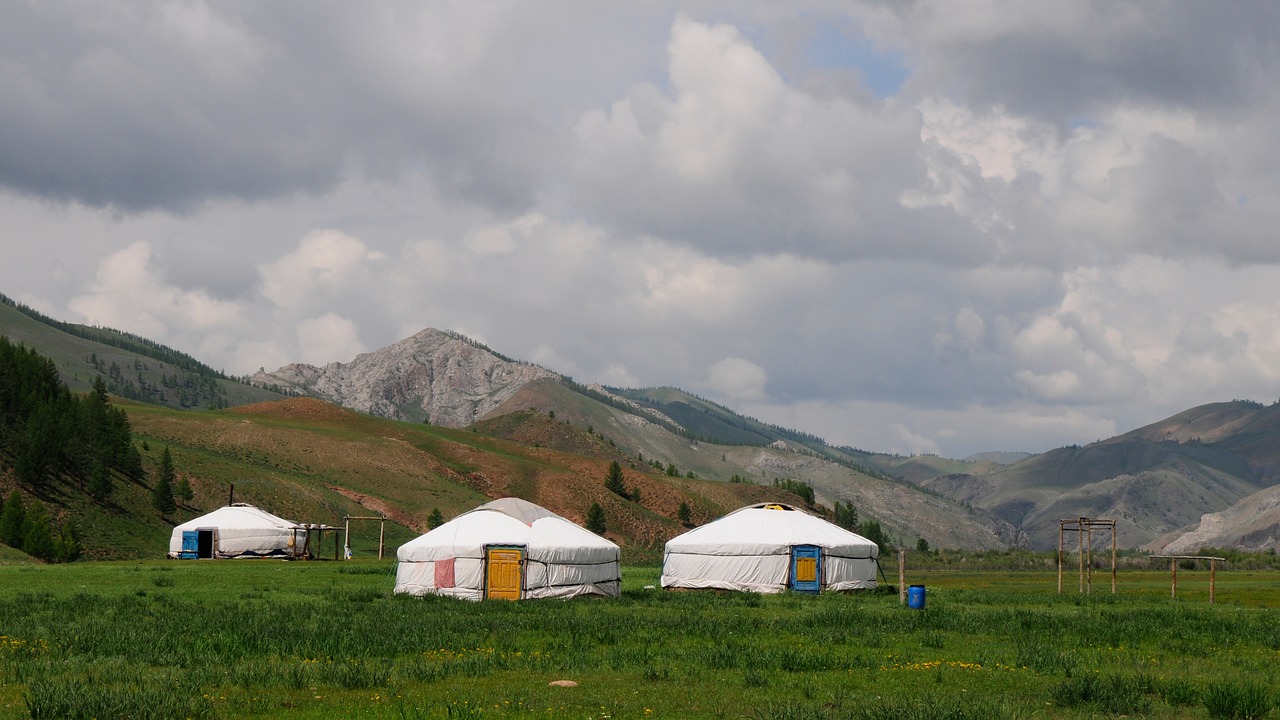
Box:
[3, 291, 1279, 555]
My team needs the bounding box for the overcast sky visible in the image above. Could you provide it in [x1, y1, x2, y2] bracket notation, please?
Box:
[4, 1, 1280, 458]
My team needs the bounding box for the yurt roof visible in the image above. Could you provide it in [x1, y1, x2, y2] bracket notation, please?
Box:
[664, 502, 878, 558]
[397, 497, 617, 562]
[172, 503, 299, 532]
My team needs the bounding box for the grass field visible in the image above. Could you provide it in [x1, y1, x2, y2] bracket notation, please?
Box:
[1, 561, 1278, 719]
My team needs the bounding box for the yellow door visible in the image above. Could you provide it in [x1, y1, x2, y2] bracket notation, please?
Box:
[485, 546, 524, 600]
[795, 557, 817, 583]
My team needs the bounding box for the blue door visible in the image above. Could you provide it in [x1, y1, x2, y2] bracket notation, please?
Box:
[179, 531, 199, 559]
[790, 545, 822, 593]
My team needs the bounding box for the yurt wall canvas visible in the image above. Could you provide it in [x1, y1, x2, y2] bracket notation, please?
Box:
[395, 498, 621, 601]
[167, 504, 301, 559]
[662, 503, 878, 593]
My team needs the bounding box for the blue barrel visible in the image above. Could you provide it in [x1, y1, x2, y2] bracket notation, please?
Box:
[907, 584, 926, 610]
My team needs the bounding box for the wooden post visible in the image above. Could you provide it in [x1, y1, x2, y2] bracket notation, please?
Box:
[344, 517, 351, 560]
[1057, 522, 1064, 594]
[898, 549, 906, 605]
[1170, 557, 1177, 599]
[1078, 521, 1085, 593]
[378, 518, 385, 560]
[1085, 523, 1093, 594]
[1209, 558, 1216, 605]
[1110, 521, 1117, 594]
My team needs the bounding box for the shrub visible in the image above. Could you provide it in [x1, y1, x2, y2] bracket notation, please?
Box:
[1203, 680, 1275, 720]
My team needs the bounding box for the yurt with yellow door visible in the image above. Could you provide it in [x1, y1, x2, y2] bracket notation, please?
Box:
[394, 498, 621, 601]
[661, 502, 879, 593]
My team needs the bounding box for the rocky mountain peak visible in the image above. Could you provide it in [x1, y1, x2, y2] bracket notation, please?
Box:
[250, 328, 558, 426]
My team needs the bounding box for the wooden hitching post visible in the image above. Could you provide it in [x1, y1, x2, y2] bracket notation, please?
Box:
[1110, 521, 1117, 594]
[344, 517, 351, 560]
[1078, 520, 1085, 593]
[379, 518, 386, 560]
[1057, 521, 1064, 594]
[1170, 557, 1177, 599]
[1085, 522, 1093, 594]
[1210, 558, 1216, 605]
[898, 549, 906, 605]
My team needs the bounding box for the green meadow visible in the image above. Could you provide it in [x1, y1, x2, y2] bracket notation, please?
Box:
[0, 561, 1278, 719]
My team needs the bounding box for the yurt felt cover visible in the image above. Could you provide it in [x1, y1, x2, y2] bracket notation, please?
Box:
[395, 497, 621, 601]
[167, 504, 300, 558]
[661, 503, 878, 593]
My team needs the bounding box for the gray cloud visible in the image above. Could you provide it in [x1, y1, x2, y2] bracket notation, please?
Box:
[4, 2, 1280, 458]
[887, 3, 1280, 122]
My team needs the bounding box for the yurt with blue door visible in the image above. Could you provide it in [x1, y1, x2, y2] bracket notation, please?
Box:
[394, 498, 621, 601]
[167, 503, 303, 559]
[661, 503, 878, 593]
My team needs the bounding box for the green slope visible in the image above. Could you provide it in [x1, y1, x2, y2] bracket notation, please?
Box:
[0, 295, 283, 409]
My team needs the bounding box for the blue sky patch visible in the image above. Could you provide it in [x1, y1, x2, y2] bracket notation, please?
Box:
[806, 24, 908, 98]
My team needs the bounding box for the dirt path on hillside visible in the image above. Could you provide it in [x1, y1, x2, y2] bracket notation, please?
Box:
[329, 486, 421, 530]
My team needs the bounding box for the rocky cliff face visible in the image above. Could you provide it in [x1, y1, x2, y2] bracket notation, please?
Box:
[1152, 484, 1280, 553]
[250, 329, 558, 427]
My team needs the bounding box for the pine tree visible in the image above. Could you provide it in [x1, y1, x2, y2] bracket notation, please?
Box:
[88, 459, 113, 502]
[152, 446, 177, 515]
[175, 476, 194, 504]
[56, 521, 82, 562]
[585, 503, 606, 535]
[427, 508, 445, 529]
[604, 461, 629, 498]
[860, 520, 888, 553]
[834, 501, 859, 533]
[20, 500, 57, 561]
[677, 501, 692, 526]
[0, 490, 26, 549]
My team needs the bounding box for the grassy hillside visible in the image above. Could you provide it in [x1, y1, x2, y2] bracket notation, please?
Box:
[483, 381, 1013, 550]
[119, 397, 809, 559]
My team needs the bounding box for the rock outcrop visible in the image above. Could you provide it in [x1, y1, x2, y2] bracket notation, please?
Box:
[251, 329, 557, 427]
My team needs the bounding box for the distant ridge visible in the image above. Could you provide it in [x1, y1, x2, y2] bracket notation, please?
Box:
[0, 292, 282, 410]
[964, 451, 1032, 465]
[0, 292, 225, 378]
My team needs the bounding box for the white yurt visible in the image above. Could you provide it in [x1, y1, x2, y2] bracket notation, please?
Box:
[395, 497, 621, 601]
[168, 503, 302, 559]
[662, 502, 879, 593]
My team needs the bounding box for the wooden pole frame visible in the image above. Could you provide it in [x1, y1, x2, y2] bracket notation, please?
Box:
[342, 515, 388, 559]
[1057, 518, 1118, 594]
[1153, 555, 1226, 604]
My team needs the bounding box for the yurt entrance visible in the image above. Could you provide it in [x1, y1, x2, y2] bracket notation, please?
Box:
[178, 530, 215, 559]
[790, 545, 822, 593]
[193, 529, 216, 558]
[484, 545, 525, 600]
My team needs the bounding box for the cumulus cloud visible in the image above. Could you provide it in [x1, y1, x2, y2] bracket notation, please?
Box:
[705, 357, 768, 403]
[7, 3, 1280, 459]
[259, 230, 386, 310]
[68, 241, 247, 342]
[570, 15, 991, 264]
[296, 313, 366, 366]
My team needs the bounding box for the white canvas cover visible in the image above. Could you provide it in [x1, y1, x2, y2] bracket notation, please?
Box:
[395, 498, 621, 601]
[662, 503, 879, 593]
[167, 504, 301, 559]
